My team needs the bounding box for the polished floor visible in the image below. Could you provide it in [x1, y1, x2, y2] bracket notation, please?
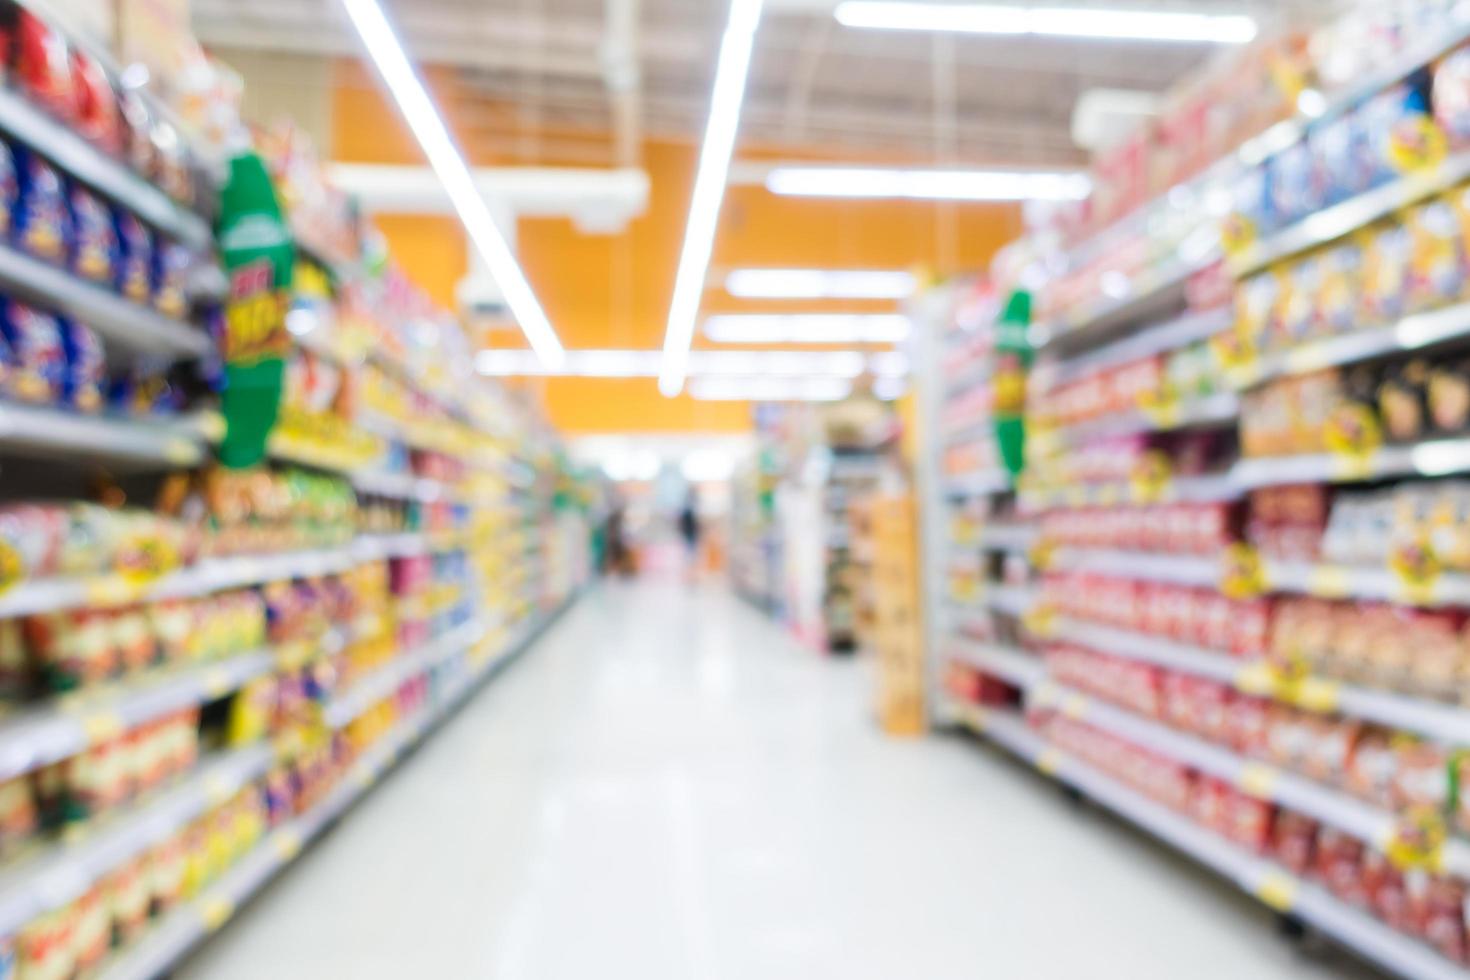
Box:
[182, 580, 1371, 979]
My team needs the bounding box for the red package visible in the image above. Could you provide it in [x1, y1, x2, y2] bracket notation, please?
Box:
[1392, 742, 1451, 813]
[13, 10, 74, 120]
[1272, 810, 1318, 875]
[1316, 827, 1369, 906]
[1346, 731, 1400, 808]
[1225, 695, 1271, 757]
[69, 48, 119, 154]
[1412, 875, 1469, 965]
[1364, 851, 1413, 932]
[1230, 599, 1273, 658]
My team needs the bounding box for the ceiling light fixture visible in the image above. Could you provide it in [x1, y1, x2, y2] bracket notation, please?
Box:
[703, 313, 912, 344]
[688, 377, 853, 402]
[766, 167, 1091, 201]
[339, 0, 564, 368]
[834, 2, 1256, 43]
[475, 348, 892, 379]
[659, 0, 765, 397]
[725, 268, 917, 300]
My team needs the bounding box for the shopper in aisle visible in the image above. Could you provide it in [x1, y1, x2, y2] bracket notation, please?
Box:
[679, 489, 702, 580]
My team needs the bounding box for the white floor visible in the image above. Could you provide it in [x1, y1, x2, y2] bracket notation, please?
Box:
[181, 580, 1373, 979]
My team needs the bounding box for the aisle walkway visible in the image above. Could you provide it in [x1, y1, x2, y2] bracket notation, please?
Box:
[182, 580, 1369, 979]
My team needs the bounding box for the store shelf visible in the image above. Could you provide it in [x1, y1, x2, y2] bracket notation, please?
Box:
[0, 744, 272, 938]
[0, 85, 211, 251]
[1044, 307, 1234, 390]
[0, 402, 204, 468]
[1040, 392, 1239, 446]
[953, 703, 1470, 980]
[0, 651, 274, 783]
[979, 524, 1039, 553]
[944, 470, 1011, 497]
[323, 618, 488, 729]
[986, 584, 1036, 618]
[1230, 301, 1470, 389]
[1263, 558, 1470, 607]
[1022, 472, 1241, 510]
[1230, 151, 1470, 279]
[98, 598, 578, 980]
[1051, 548, 1221, 588]
[351, 469, 453, 504]
[1035, 249, 1217, 353]
[949, 639, 1045, 688]
[0, 543, 364, 619]
[1052, 617, 1470, 747]
[1233, 437, 1470, 489]
[0, 239, 211, 361]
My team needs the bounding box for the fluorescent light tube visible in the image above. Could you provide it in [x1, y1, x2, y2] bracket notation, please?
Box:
[339, 0, 564, 368]
[703, 313, 912, 344]
[766, 167, 1091, 201]
[475, 348, 891, 379]
[659, 0, 765, 397]
[689, 377, 853, 402]
[834, 3, 1256, 44]
[725, 268, 917, 300]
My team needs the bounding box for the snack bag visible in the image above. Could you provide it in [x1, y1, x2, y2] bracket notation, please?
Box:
[1378, 359, 1430, 443]
[11, 148, 69, 264]
[0, 300, 65, 404]
[1408, 197, 1468, 310]
[59, 319, 103, 412]
[152, 239, 190, 319]
[114, 208, 153, 303]
[67, 183, 116, 285]
[1361, 220, 1415, 323]
[68, 49, 120, 154]
[13, 10, 74, 121]
[1267, 140, 1323, 227]
[0, 140, 17, 242]
[1435, 46, 1470, 149]
[1312, 109, 1371, 205]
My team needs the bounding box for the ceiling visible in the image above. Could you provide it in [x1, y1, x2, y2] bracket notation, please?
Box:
[193, 0, 1345, 168]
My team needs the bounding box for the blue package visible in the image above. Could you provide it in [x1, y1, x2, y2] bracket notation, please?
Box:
[1226, 164, 1272, 243]
[1310, 111, 1371, 206]
[67, 183, 117, 286]
[11, 147, 70, 265]
[0, 140, 18, 242]
[1267, 140, 1323, 227]
[152, 238, 189, 319]
[113, 208, 152, 303]
[58, 318, 103, 412]
[0, 300, 66, 404]
[1363, 73, 1440, 184]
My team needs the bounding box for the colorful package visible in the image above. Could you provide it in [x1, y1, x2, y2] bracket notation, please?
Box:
[13, 9, 74, 121]
[67, 184, 116, 285]
[1267, 140, 1323, 227]
[0, 140, 17, 242]
[0, 300, 66, 403]
[114, 208, 153, 303]
[1435, 46, 1470, 149]
[152, 239, 190, 318]
[12, 148, 69, 265]
[1361, 221, 1415, 322]
[59, 319, 103, 412]
[68, 49, 120, 154]
[1408, 197, 1468, 310]
[1312, 110, 1371, 205]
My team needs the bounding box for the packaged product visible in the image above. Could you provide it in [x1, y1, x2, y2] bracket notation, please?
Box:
[0, 139, 17, 242]
[1346, 729, 1399, 807]
[1435, 46, 1470, 148]
[59, 320, 102, 412]
[1271, 810, 1318, 875]
[1312, 110, 1370, 205]
[1361, 220, 1415, 323]
[119, 90, 159, 180]
[152, 239, 189, 319]
[1316, 239, 1364, 334]
[1278, 255, 1326, 346]
[1364, 850, 1413, 932]
[12, 9, 74, 121]
[0, 504, 62, 584]
[0, 775, 34, 855]
[1362, 77, 1440, 183]
[114, 209, 153, 303]
[1428, 360, 1470, 437]
[54, 504, 116, 577]
[1378, 359, 1430, 443]
[1267, 141, 1324, 227]
[0, 301, 65, 404]
[150, 835, 187, 914]
[68, 49, 120, 154]
[1412, 874, 1468, 965]
[73, 886, 111, 971]
[11, 148, 69, 265]
[151, 120, 194, 208]
[66, 184, 116, 285]
[105, 856, 151, 946]
[1408, 197, 1469, 309]
[1315, 826, 1369, 905]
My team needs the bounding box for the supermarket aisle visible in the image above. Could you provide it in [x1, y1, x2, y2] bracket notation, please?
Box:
[181, 581, 1365, 980]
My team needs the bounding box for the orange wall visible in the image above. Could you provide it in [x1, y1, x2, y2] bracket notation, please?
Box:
[329, 62, 1023, 434]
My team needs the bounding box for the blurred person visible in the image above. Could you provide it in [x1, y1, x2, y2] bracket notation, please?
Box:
[678, 490, 701, 580]
[605, 501, 634, 577]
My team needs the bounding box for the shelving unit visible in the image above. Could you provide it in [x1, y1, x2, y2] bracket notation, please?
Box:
[916, 12, 1470, 977]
